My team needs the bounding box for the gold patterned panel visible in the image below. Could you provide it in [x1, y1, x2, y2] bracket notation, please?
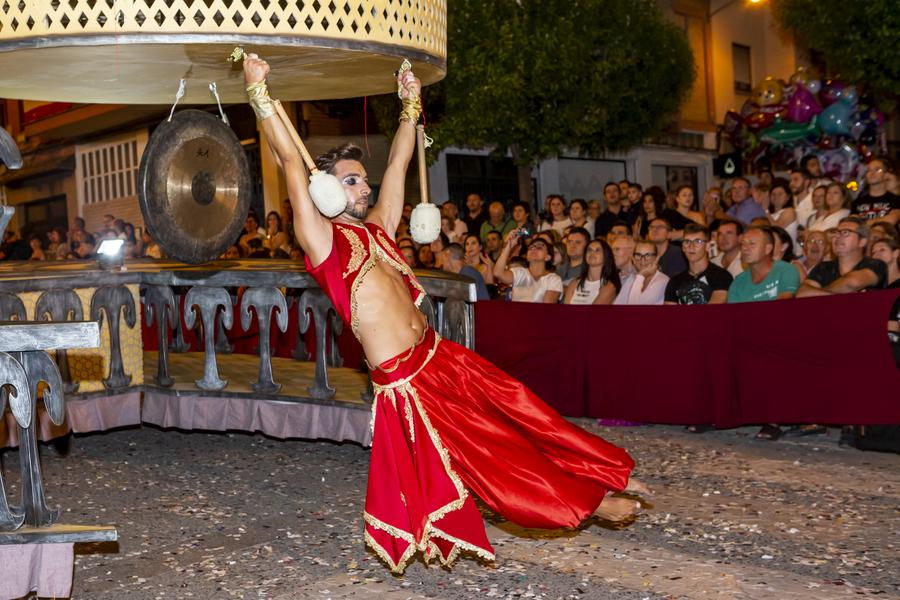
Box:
[18, 284, 144, 393]
[338, 225, 366, 279]
[0, 0, 446, 103]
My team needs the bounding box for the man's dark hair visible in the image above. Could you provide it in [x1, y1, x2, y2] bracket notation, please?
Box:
[649, 216, 672, 231]
[512, 201, 531, 215]
[801, 154, 819, 169]
[731, 176, 751, 188]
[868, 156, 894, 172]
[629, 182, 643, 192]
[603, 181, 619, 193]
[567, 227, 590, 242]
[74, 217, 85, 228]
[444, 242, 465, 262]
[790, 167, 810, 179]
[683, 222, 709, 239]
[247, 237, 263, 250]
[315, 143, 364, 175]
[716, 218, 744, 235]
[839, 215, 870, 240]
[610, 220, 630, 231]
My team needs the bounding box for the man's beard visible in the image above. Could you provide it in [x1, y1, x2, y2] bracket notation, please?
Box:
[344, 199, 368, 220]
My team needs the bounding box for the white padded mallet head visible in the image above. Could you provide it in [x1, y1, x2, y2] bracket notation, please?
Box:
[410, 202, 441, 244]
[308, 171, 347, 218]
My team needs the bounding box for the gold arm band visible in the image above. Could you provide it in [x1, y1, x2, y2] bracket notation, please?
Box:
[399, 93, 422, 124]
[246, 81, 276, 121]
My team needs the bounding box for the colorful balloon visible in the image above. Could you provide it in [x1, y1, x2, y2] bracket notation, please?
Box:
[785, 86, 822, 123]
[723, 110, 744, 136]
[759, 116, 819, 145]
[819, 143, 860, 183]
[740, 99, 758, 118]
[744, 110, 775, 131]
[752, 77, 784, 106]
[820, 80, 845, 107]
[820, 101, 852, 135]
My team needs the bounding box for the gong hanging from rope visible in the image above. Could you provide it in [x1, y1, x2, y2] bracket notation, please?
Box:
[138, 109, 251, 264]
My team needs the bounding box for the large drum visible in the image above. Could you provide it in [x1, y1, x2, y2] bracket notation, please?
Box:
[0, 0, 446, 103]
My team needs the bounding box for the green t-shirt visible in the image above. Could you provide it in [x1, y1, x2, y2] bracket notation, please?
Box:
[480, 218, 515, 242]
[727, 260, 800, 303]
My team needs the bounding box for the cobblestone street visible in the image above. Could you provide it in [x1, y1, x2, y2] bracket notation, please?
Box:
[2, 422, 897, 599]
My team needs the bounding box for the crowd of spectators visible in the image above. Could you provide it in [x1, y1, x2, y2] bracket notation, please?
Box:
[0, 197, 308, 263]
[0, 213, 163, 262]
[389, 157, 897, 315]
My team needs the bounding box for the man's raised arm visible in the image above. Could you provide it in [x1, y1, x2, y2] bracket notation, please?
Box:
[243, 54, 333, 266]
[368, 69, 421, 237]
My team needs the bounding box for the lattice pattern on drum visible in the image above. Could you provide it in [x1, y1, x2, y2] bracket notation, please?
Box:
[0, 0, 446, 103]
[0, 0, 446, 58]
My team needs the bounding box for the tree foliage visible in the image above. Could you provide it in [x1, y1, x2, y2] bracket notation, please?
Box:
[373, 0, 695, 167]
[771, 0, 900, 109]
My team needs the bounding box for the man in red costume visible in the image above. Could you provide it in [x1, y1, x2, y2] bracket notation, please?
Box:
[242, 55, 650, 573]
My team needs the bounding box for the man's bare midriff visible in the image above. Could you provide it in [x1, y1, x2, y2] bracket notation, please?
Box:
[354, 259, 427, 366]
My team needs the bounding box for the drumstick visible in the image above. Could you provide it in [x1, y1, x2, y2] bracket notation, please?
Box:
[416, 124, 429, 204]
[273, 100, 320, 175]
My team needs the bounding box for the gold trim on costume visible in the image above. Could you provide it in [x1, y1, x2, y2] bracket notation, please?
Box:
[338, 226, 366, 279]
[346, 225, 428, 341]
[398, 385, 416, 443]
[363, 337, 496, 573]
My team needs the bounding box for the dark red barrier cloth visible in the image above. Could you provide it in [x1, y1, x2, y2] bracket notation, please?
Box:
[474, 290, 900, 427]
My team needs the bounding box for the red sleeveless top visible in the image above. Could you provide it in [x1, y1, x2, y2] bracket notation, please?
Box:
[304, 221, 426, 340]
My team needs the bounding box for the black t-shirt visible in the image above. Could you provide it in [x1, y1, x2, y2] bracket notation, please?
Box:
[851, 191, 899, 220]
[663, 209, 693, 232]
[463, 212, 488, 236]
[658, 243, 687, 278]
[594, 209, 621, 238]
[807, 257, 887, 291]
[665, 262, 733, 304]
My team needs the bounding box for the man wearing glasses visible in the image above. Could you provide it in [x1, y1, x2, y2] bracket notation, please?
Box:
[852, 158, 900, 226]
[797, 216, 887, 296]
[647, 216, 686, 277]
[664, 223, 733, 305]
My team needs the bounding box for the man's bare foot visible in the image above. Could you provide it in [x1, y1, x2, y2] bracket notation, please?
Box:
[624, 477, 652, 497]
[593, 496, 641, 522]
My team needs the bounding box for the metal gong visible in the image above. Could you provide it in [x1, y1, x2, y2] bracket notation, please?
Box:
[138, 109, 251, 264]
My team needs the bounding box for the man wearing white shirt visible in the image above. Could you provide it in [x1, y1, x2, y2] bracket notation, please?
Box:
[710, 218, 745, 278]
[790, 168, 815, 227]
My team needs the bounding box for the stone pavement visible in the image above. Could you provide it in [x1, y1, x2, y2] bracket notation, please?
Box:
[1, 422, 897, 599]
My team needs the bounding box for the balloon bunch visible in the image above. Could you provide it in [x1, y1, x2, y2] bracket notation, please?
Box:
[722, 67, 884, 184]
